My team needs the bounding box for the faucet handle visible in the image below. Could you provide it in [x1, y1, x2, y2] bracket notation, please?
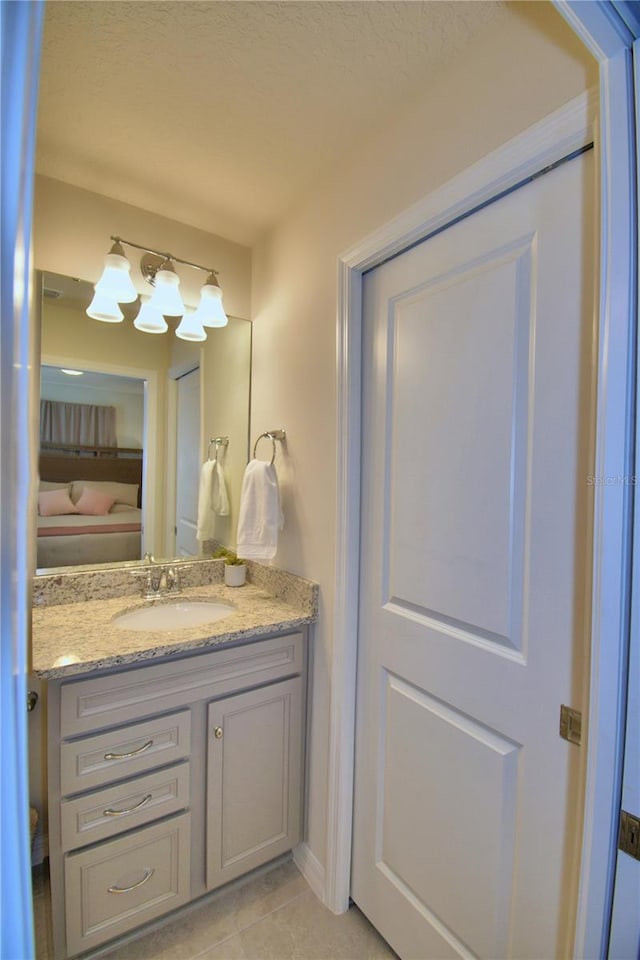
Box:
[166, 565, 179, 592]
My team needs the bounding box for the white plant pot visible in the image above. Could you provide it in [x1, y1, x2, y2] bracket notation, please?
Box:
[224, 564, 246, 587]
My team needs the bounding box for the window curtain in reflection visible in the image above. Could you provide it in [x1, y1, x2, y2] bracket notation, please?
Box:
[40, 400, 117, 447]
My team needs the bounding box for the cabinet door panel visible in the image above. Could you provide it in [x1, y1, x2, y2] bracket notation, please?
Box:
[206, 678, 302, 889]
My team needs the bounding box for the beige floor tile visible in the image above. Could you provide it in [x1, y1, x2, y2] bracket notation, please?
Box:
[216, 861, 309, 933]
[96, 895, 237, 960]
[35, 857, 396, 960]
[194, 934, 248, 960]
[232, 889, 397, 960]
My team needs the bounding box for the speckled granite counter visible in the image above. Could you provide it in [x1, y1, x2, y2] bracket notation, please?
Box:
[31, 560, 318, 679]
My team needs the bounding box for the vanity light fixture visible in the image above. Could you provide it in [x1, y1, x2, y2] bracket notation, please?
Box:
[86, 288, 124, 324]
[91, 240, 138, 304]
[175, 310, 207, 342]
[60, 369, 84, 376]
[133, 297, 168, 335]
[87, 236, 229, 340]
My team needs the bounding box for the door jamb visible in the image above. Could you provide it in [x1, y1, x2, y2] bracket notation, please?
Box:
[41, 350, 158, 559]
[329, 10, 636, 951]
[165, 360, 201, 557]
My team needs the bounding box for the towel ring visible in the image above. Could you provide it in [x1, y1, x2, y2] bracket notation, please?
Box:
[253, 429, 286, 465]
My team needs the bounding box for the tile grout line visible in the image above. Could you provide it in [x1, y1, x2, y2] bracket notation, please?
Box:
[187, 887, 314, 960]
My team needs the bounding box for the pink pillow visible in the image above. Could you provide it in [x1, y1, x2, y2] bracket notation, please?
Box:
[38, 489, 79, 517]
[75, 487, 116, 516]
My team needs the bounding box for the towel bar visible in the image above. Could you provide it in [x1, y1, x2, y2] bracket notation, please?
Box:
[253, 429, 286, 465]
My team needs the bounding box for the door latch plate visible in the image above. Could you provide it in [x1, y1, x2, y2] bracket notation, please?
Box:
[619, 810, 640, 860]
[559, 704, 582, 744]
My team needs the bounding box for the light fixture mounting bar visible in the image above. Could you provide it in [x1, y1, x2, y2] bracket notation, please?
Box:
[110, 236, 219, 276]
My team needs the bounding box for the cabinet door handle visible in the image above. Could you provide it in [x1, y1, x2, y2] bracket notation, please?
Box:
[103, 793, 152, 817]
[213, 726, 223, 740]
[104, 739, 153, 761]
[108, 867, 154, 894]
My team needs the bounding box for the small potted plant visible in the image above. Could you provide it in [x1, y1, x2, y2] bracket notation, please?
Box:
[215, 548, 246, 587]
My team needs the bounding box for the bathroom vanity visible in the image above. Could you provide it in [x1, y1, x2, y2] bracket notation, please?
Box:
[31, 561, 317, 959]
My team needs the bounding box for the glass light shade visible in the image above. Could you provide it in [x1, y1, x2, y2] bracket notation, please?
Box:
[195, 280, 228, 328]
[134, 300, 168, 334]
[86, 290, 124, 323]
[175, 310, 207, 342]
[148, 267, 185, 316]
[94, 244, 138, 303]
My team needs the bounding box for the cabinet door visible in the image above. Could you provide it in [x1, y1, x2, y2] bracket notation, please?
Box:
[206, 677, 302, 889]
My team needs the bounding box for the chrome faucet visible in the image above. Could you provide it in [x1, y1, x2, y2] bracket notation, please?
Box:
[139, 563, 180, 598]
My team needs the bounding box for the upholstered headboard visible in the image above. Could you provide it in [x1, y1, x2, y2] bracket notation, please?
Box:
[38, 444, 143, 507]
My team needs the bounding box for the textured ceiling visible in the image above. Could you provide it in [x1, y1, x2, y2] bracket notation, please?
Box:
[37, 1, 506, 246]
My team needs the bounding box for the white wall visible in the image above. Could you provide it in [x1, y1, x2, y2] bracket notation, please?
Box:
[250, 2, 597, 875]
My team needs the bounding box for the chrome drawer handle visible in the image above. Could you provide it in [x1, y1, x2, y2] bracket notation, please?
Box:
[103, 793, 152, 817]
[108, 867, 154, 894]
[104, 739, 153, 761]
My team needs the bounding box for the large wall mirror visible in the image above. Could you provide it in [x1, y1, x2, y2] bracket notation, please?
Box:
[36, 270, 251, 573]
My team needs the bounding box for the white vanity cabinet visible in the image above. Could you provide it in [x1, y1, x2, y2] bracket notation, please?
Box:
[46, 632, 306, 959]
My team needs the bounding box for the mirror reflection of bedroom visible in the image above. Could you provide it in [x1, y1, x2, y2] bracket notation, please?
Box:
[35, 262, 252, 572]
[37, 273, 151, 570]
[38, 363, 144, 570]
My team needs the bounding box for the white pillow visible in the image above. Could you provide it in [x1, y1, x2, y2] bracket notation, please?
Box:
[110, 502, 139, 514]
[71, 480, 139, 508]
[39, 480, 72, 494]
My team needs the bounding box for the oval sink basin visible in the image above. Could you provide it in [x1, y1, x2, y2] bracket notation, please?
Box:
[114, 600, 235, 632]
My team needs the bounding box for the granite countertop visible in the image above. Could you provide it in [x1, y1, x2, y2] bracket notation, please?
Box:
[31, 566, 317, 680]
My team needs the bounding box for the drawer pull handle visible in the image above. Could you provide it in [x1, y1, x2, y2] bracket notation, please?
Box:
[103, 794, 152, 817]
[108, 867, 154, 894]
[104, 739, 153, 761]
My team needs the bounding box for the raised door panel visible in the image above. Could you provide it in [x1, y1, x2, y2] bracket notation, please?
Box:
[206, 677, 302, 889]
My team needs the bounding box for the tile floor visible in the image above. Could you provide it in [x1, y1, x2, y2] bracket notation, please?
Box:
[32, 858, 397, 960]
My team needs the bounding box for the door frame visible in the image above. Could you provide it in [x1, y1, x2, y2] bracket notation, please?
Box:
[328, 8, 637, 959]
[165, 360, 202, 557]
[41, 349, 158, 560]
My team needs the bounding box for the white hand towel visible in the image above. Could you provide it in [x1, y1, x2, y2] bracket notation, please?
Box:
[236, 459, 284, 561]
[212, 458, 230, 517]
[196, 460, 216, 541]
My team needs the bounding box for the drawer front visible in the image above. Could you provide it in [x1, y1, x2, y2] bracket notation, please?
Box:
[60, 762, 190, 850]
[64, 813, 190, 957]
[61, 710, 190, 795]
[60, 632, 304, 736]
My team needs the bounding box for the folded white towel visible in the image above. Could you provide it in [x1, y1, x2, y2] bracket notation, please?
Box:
[236, 459, 283, 561]
[196, 460, 216, 541]
[212, 458, 230, 517]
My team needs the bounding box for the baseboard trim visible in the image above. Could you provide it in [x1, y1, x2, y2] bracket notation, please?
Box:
[293, 842, 326, 905]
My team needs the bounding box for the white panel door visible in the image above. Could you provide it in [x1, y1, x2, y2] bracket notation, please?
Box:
[175, 367, 200, 556]
[352, 152, 595, 959]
